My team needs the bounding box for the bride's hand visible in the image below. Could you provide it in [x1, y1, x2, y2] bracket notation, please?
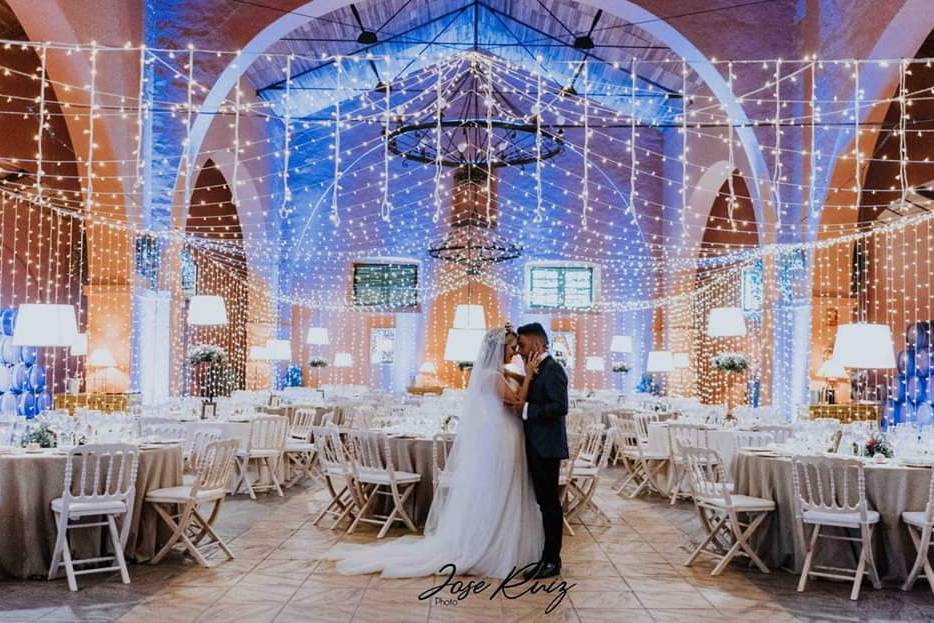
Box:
[525, 350, 542, 377]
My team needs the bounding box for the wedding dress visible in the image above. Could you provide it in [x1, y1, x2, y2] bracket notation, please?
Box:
[326, 328, 544, 578]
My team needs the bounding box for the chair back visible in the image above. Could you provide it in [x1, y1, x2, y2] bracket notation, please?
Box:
[681, 445, 731, 504]
[633, 412, 660, 443]
[612, 418, 642, 454]
[268, 394, 282, 407]
[61, 443, 140, 509]
[754, 425, 793, 444]
[790, 455, 871, 522]
[576, 424, 606, 466]
[311, 425, 348, 474]
[668, 424, 709, 459]
[191, 438, 240, 494]
[431, 433, 455, 487]
[732, 430, 774, 452]
[184, 426, 223, 472]
[343, 429, 393, 473]
[247, 415, 288, 452]
[290, 408, 316, 440]
[141, 417, 186, 440]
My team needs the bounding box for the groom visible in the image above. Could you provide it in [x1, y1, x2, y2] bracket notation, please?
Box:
[512, 322, 569, 580]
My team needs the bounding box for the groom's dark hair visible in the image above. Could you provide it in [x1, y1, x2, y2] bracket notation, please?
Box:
[517, 322, 549, 346]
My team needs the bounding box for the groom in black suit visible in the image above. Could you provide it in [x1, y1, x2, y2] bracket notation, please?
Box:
[513, 322, 569, 579]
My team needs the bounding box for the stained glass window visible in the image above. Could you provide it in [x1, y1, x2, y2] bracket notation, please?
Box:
[352, 263, 418, 309]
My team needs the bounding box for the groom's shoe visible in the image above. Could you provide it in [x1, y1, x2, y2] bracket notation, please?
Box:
[523, 559, 561, 580]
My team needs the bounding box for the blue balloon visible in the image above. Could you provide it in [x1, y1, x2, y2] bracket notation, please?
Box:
[10, 363, 28, 394]
[890, 375, 906, 403]
[0, 308, 15, 336]
[27, 365, 45, 391]
[0, 366, 12, 393]
[0, 336, 20, 365]
[897, 349, 916, 377]
[0, 392, 16, 415]
[916, 348, 932, 378]
[916, 402, 933, 427]
[907, 322, 930, 350]
[34, 390, 52, 412]
[19, 345, 37, 366]
[17, 391, 36, 418]
[907, 376, 927, 404]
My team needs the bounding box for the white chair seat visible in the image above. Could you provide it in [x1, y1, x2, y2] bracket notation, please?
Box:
[146, 485, 227, 504]
[802, 509, 880, 527]
[182, 473, 196, 486]
[51, 497, 127, 515]
[698, 493, 774, 512]
[238, 448, 281, 459]
[901, 511, 933, 528]
[571, 465, 599, 478]
[285, 442, 316, 452]
[624, 449, 669, 461]
[356, 469, 420, 485]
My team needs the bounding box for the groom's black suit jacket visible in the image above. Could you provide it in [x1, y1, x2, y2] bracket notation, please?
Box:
[523, 355, 569, 460]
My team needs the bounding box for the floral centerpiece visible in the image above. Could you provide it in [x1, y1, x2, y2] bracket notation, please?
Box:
[861, 432, 893, 459]
[612, 362, 630, 374]
[25, 423, 56, 448]
[308, 357, 328, 368]
[187, 344, 228, 365]
[711, 352, 750, 373]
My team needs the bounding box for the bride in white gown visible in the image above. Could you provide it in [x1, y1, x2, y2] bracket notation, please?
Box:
[327, 327, 544, 578]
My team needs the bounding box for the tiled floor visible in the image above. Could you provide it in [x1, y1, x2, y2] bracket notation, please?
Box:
[1, 469, 932, 622]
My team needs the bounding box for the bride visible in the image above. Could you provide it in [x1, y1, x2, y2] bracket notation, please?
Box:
[326, 327, 544, 578]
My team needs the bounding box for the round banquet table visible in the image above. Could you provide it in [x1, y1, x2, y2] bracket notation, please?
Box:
[0, 446, 183, 579]
[731, 451, 934, 585]
[645, 422, 777, 466]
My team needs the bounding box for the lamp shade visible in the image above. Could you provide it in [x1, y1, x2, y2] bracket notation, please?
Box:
[12, 304, 78, 346]
[248, 345, 269, 360]
[673, 352, 690, 369]
[646, 350, 675, 373]
[832, 323, 896, 369]
[70, 333, 88, 357]
[452, 304, 486, 330]
[443, 328, 485, 362]
[418, 362, 438, 375]
[265, 339, 292, 361]
[585, 356, 605, 372]
[334, 352, 354, 367]
[188, 295, 228, 326]
[305, 327, 329, 345]
[707, 306, 747, 337]
[87, 348, 116, 368]
[817, 358, 848, 379]
[610, 335, 633, 353]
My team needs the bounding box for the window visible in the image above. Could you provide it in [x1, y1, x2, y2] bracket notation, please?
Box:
[527, 264, 595, 310]
[180, 247, 198, 298]
[741, 259, 764, 312]
[352, 262, 418, 309]
[370, 328, 395, 365]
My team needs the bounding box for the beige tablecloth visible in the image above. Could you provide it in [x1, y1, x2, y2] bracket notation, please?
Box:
[0, 446, 183, 579]
[731, 451, 933, 585]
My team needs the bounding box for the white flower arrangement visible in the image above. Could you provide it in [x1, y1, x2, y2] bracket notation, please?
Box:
[188, 344, 228, 365]
[308, 357, 328, 368]
[711, 352, 750, 373]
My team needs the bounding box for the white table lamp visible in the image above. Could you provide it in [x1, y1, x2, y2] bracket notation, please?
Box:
[832, 323, 895, 370]
[444, 328, 485, 362]
[305, 327, 329, 345]
[88, 348, 116, 368]
[418, 362, 438, 375]
[12, 303, 78, 346]
[249, 345, 269, 360]
[265, 339, 292, 361]
[188, 295, 228, 326]
[646, 350, 675, 373]
[817, 358, 848, 379]
[707, 307, 747, 338]
[610, 335, 633, 353]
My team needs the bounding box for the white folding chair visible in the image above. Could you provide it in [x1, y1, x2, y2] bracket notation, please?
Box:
[140, 417, 186, 441]
[901, 468, 934, 595]
[791, 455, 882, 600]
[564, 426, 614, 527]
[48, 444, 140, 591]
[232, 415, 287, 499]
[667, 424, 711, 504]
[147, 438, 239, 566]
[558, 433, 582, 536]
[284, 408, 317, 487]
[344, 430, 421, 538]
[754, 425, 793, 444]
[183, 427, 223, 474]
[681, 445, 774, 576]
[613, 417, 669, 498]
[431, 432, 455, 490]
[311, 425, 356, 529]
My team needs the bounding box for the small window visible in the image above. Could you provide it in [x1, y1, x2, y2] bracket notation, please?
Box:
[353, 262, 418, 309]
[180, 247, 198, 298]
[528, 265, 595, 310]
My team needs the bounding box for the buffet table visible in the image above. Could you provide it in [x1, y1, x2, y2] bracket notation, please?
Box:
[731, 451, 933, 584]
[0, 446, 183, 579]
